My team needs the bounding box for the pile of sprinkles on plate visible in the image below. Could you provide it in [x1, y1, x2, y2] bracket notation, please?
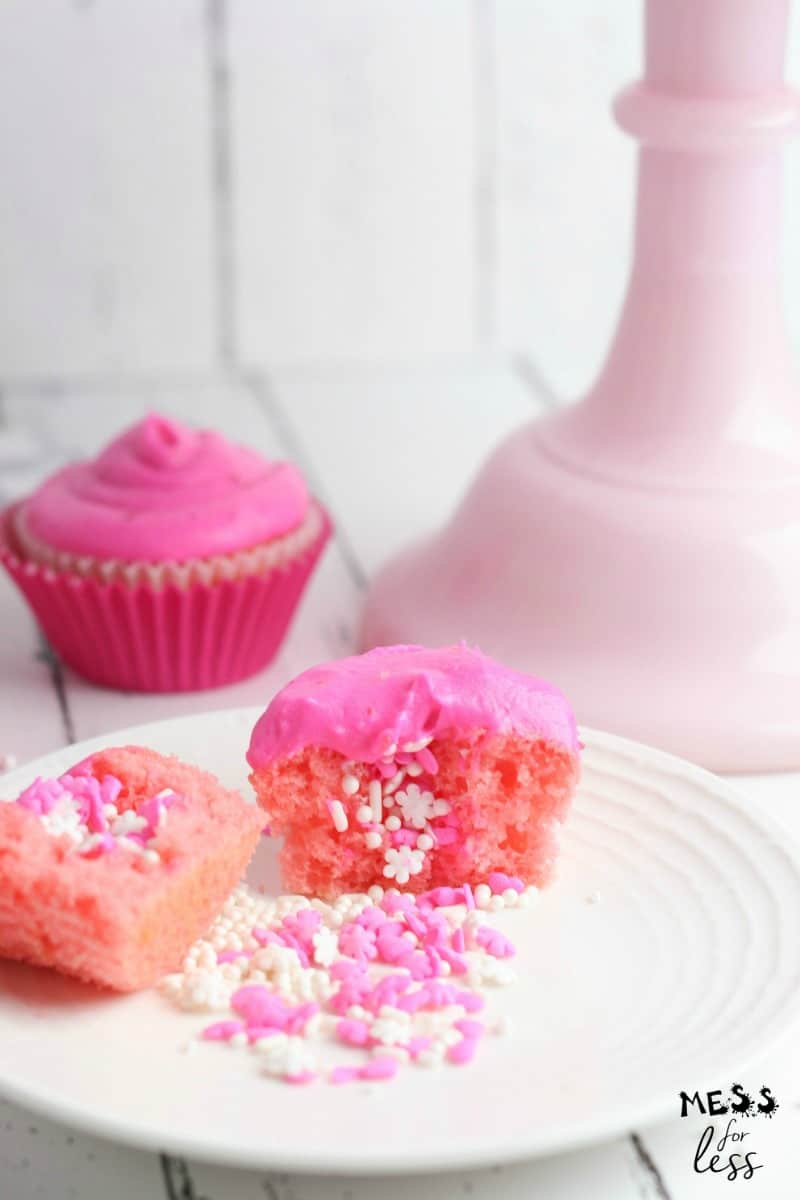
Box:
[162, 877, 534, 1086]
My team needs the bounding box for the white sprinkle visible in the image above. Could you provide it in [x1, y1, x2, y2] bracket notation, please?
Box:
[143, 849, 160, 865]
[381, 744, 398, 761]
[368, 884, 385, 902]
[489, 895, 505, 912]
[356, 805, 373, 825]
[401, 736, 433, 753]
[341, 774, 360, 797]
[416, 833, 434, 852]
[364, 831, 383, 850]
[384, 815, 401, 832]
[502, 888, 519, 907]
[383, 770, 406, 797]
[368, 779, 382, 823]
[328, 799, 349, 833]
[405, 762, 423, 778]
[474, 884, 492, 910]
[229, 1032, 248, 1048]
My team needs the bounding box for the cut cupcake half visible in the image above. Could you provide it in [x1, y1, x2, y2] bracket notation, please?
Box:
[247, 644, 580, 899]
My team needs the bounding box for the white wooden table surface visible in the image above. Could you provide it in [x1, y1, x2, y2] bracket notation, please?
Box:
[1, 366, 799, 1200]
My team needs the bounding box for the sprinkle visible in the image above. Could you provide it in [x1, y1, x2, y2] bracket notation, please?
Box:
[488, 871, 524, 895]
[462, 883, 476, 911]
[327, 799, 349, 834]
[341, 775, 360, 797]
[401, 737, 433, 754]
[474, 883, 492, 909]
[356, 805, 373, 825]
[364, 831, 383, 850]
[405, 762, 423, 778]
[368, 779, 382, 824]
[384, 815, 401, 832]
[415, 747, 439, 775]
[416, 833, 434, 852]
[383, 770, 406, 797]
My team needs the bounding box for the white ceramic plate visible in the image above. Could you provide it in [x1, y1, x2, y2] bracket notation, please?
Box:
[1, 709, 799, 1174]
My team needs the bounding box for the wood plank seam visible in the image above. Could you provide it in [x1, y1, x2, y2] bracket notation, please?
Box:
[512, 353, 560, 409]
[629, 1131, 673, 1200]
[206, 0, 236, 369]
[247, 372, 369, 591]
[159, 1153, 207, 1200]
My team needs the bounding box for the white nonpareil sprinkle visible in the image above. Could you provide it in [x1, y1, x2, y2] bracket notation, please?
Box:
[341, 774, 360, 797]
[364, 831, 383, 850]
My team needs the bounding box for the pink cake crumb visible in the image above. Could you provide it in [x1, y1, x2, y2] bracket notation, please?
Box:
[0, 746, 264, 991]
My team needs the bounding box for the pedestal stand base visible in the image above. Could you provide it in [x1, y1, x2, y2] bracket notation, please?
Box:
[361, 417, 800, 773]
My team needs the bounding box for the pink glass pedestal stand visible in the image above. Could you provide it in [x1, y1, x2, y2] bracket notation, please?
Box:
[362, 0, 800, 772]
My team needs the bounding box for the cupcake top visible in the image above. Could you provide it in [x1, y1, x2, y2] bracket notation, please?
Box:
[247, 642, 579, 767]
[19, 413, 309, 562]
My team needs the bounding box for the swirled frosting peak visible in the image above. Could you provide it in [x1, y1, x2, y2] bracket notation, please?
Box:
[20, 413, 310, 561]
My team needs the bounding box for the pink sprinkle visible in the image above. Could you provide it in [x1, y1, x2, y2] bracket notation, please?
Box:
[330, 959, 367, 982]
[337, 923, 377, 961]
[391, 829, 418, 848]
[415, 747, 438, 775]
[432, 826, 459, 847]
[451, 927, 466, 954]
[330, 1066, 360, 1085]
[455, 1018, 485, 1039]
[281, 909, 322, 941]
[216, 949, 251, 964]
[475, 925, 516, 959]
[201, 1020, 245, 1041]
[359, 1056, 399, 1081]
[456, 990, 485, 1013]
[286, 1002, 320, 1034]
[246, 1026, 281, 1043]
[398, 950, 434, 981]
[336, 1018, 371, 1046]
[261, 823, 272, 837]
[488, 872, 524, 895]
[375, 936, 409, 965]
[377, 760, 397, 780]
[355, 905, 387, 930]
[405, 1035, 433, 1058]
[447, 1037, 479, 1065]
[252, 927, 283, 947]
[401, 910, 427, 938]
[393, 752, 414, 765]
[461, 883, 476, 911]
[285, 1071, 316, 1086]
[380, 894, 415, 916]
[231, 986, 288, 1028]
[437, 946, 468, 975]
[425, 887, 459, 907]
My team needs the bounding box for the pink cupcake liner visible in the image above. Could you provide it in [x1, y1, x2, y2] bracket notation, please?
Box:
[0, 503, 332, 693]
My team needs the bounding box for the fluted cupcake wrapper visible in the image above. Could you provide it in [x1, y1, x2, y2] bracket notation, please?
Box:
[0, 503, 331, 693]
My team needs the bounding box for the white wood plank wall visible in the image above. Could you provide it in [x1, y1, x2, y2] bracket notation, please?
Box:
[0, 1, 799, 398]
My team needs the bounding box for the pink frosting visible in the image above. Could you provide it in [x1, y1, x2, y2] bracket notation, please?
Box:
[20, 413, 309, 561]
[247, 643, 579, 768]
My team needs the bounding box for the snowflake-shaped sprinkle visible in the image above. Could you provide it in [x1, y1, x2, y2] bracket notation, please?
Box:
[394, 784, 449, 830]
[40, 797, 84, 843]
[312, 927, 339, 967]
[383, 845, 425, 885]
[258, 1033, 315, 1076]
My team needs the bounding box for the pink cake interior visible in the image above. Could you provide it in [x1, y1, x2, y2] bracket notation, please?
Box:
[0, 746, 263, 991]
[250, 731, 578, 899]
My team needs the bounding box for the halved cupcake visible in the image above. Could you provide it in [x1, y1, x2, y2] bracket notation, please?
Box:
[247, 643, 580, 899]
[0, 413, 330, 691]
[0, 746, 264, 991]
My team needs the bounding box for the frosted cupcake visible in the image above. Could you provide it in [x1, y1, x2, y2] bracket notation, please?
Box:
[248, 643, 580, 899]
[0, 413, 330, 691]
